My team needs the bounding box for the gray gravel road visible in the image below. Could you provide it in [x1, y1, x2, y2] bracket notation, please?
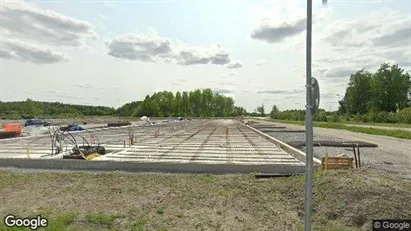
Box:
[258, 121, 411, 181]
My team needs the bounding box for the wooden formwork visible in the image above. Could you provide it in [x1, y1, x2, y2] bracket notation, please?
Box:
[321, 157, 354, 170]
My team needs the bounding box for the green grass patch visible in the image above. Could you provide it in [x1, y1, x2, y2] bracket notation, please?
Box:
[263, 119, 411, 139]
[85, 213, 124, 228]
[342, 120, 411, 128]
[132, 219, 146, 231]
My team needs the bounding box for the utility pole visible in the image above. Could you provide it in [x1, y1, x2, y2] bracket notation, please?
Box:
[304, 0, 314, 230]
[304, 1, 326, 230]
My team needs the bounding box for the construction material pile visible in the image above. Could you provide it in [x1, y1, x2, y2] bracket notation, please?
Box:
[107, 121, 131, 127]
[63, 145, 106, 160]
[0, 123, 23, 139]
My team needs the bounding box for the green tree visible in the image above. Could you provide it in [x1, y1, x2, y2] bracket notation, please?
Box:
[173, 91, 182, 116]
[256, 104, 265, 117]
[344, 69, 373, 114]
[201, 88, 214, 117]
[181, 91, 190, 116]
[270, 105, 279, 119]
[371, 63, 411, 112]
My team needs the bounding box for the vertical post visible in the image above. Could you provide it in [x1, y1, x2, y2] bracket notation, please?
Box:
[357, 144, 361, 168]
[304, 0, 314, 231]
[353, 144, 358, 168]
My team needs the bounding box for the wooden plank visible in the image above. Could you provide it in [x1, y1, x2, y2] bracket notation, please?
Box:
[321, 157, 353, 170]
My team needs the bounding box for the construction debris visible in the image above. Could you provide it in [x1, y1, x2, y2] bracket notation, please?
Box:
[321, 156, 354, 170]
[286, 140, 378, 148]
[63, 145, 106, 160]
[60, 124, 85, 132]
[107, 121, 131, 127]
[4, 123, 23, 136]
[336, 153, 349, 158]
[0, 123, 23, 139]
[24, 119, 51, 127]
[0, 131, 19, 139]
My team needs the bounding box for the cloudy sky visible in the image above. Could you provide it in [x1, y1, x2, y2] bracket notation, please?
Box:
[1, 0, 410, 112]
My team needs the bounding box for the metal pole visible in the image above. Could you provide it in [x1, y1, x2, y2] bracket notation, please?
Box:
[304, 0, 314, 231]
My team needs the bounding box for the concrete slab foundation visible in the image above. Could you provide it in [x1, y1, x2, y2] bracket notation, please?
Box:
[0, 119, 307, 174]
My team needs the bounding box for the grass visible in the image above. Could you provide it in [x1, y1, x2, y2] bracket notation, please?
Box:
[258, 118, 411, 140]
[342, 120, 411, 128]
[0, 168, 410, 231]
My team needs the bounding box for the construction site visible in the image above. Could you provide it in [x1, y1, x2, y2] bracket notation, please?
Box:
[0, 118, 312, 174]
[1, 117, 411, 230]
[1, 117, 410, 177]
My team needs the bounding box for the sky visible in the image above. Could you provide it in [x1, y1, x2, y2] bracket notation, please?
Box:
[0, 0, 410, 112]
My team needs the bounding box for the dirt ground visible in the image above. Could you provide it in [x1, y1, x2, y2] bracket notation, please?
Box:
[0, 167, 410, 231]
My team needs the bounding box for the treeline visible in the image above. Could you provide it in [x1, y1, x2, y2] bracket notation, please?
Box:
[117, 89, 247, 117]
[0, 99, 116, 119]
[338, 63, 411, 123]
[0, 89, 247, 119]
[269, 107, 411, 124]
[266, 63, 411, 124]
[269, 108, 343, 123]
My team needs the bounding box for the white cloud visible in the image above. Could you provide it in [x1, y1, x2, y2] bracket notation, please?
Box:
[210, 79, 236, 87]
[316, 8, 411, 80]
[213, 88, 234, 94]
[257, 89, 304, 95]
[106, 33, 242, 68]
[1, 1, 97, 46]
[171, 78, 187, 86]
[226, 61, 243, 69]
[106, 34, 172, 62]
[98, 14, 110, 21]
[0, 39, 68, 64]
[251, 18, 307, 43]
[0, 1, 97, 64]
[252, 3, 410, 83]
[104, 1, 114, 9]
[220, 72, 237, 78]
[73, 83, 105, 89]
[256, 60, 270, 67]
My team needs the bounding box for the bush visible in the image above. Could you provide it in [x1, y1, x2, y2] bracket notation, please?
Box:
[387, 112, 399, 123]
[398, 107, 411, 123]
[330, 115, 341, 122]
[314, 111, 328, 122]
[278, 110, 305, 121]
[273, 107, 411, 124]
[353, 113, 362, 122]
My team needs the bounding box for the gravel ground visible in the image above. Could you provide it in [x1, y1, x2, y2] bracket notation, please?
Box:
[252, 121, 411, 181]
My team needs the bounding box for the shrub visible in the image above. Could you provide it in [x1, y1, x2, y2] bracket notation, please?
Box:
[398, 107, 411, 123]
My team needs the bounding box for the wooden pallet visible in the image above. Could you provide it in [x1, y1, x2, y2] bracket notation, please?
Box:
[321, 157, 353, 170]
